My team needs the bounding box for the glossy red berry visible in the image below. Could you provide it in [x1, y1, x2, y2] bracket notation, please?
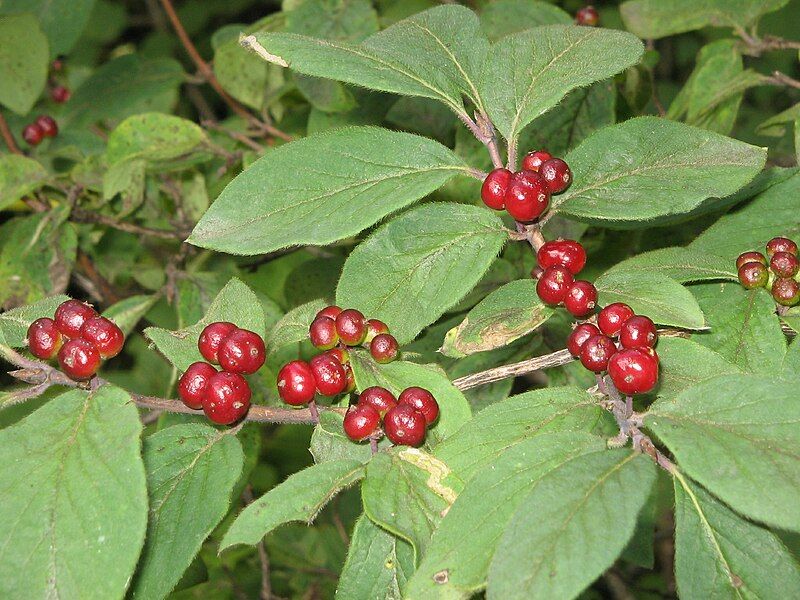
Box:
[539, 158, 572, 194]
[737, 262, 769, 289]
[619, 316, 658, 349]
[505, 170, 550, 222]
[521, 150, 552, 172]
[317, 305, 343, 320]
[343, 404, 381, 442]
[766, 236, 797, 258]
[598, 303, 635, 337]
[772, 278, 800, 306]
[770, 251, 799, 278]
[277, 360, 317, 406]
[567, 323, 601, 357]
[79, 316, 125, 359]
[35, 115, 58, 138]
[383, 404, 427, 447]
[575, 5, 599, 26]
[310, 353, 347, 396]
[324, 347, 350, 364]
[481, 168, 512, 210]
[203, 371, 251, 425]
[58, 338, 101, 380]
[343, 362, 356, 393]
[22, 123, 44, 146]
[536, 239, 587, 275]
[54, 299, 98, 339]
[564, 281, 597, 317]
[358, 386, 397, 417]
[398, 387, 439, 425]
[177, 362, 218, 409]
[579, 334, 616, 373]
[309, 316, 339, 350]
[364, 319, 389, 343]
[370, 333, 399, 364]
[736, 251, 767, 269]
[27, 317, 63, 360]
[198, 321, 237, 364]
[218, 328, 266, 374]
[536, 265, 574, 305]
[335, 309, 367, 346]
[608, 348, 659, 395]
[51, 85, 71, 103]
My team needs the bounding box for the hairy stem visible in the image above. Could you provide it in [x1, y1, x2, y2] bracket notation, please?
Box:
[0, 112, 22, 154]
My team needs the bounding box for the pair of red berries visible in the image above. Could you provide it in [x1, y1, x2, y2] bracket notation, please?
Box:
[567, 302, 659, 395]
[480, 150, 572, 222]
[27, 299, 125, 381]
[310, 305, 399, 364]
[343, 386, 439, 447]
[737, 236, 799, 306]
[533, 239, 597, 317]
[575, 5, 599, 26]
[177, 322, 266, 424]
[277, 347, 355, 407]
[22, 115, 58, 146]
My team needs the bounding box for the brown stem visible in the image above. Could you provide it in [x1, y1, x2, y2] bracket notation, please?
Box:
[765, 71, 800, 90]
[70, 206, 189, 240]
[0, 112, 22, 154]
[458, 111, 503, 169]
[451, 349, 573, 390]
[242, 486, 272, 600]
[76, 250, 122, 305]
[515, 222, 546, 252]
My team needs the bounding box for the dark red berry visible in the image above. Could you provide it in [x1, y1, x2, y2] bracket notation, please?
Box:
[54, 299, 98, 339]
[335, 309, 367, 346]
[598, 303, 635, 337]
[203, 371, 251, 425]
[481, 168, 512, 210]
[22, 123, 44, 146]
[567, 323, 601, 357]
[58, 338, 101, 380]
[539, 158, 572, 194]
[579, 334, 616, 373]
[309, 353, 347, 396]
[343, 362, 356, 393]
[619, 316, 658, 349]
[317, 305, 342, 320]
[766, 237, 797, 258]
[277, 360, 317, 405]
[608, 348, 659, 395]
[218, 328, 266, 374]
[521, 150, 552, 172]
[178, 362, 218, 409]
[358, 386, 397, 417]
[370, 333, 399, 364]
[738, 262, 769, 289]
[770, 251, 799, 278]
[27, 317, 63, 360]
[309, 316, 339, 350]
[364, 319, 389, 343]
[52, 58, 64, 72]
[324, 347, 350, 364]
[736, 251, 767, 269]
[398, 387, 439, 425]
[383, 404, 427, 447]
[505, 170, 550, 222]
[537, 239, 587, 275]
[35, 115, 58, 138]
[51, 85, 71, 103]
[536, 265, 574, 305]
[772, 278, 800, 306]
[198, 321, 237, 364]
[564, 281, 597, 317]
[575, 5, 599, 26]
[79, 316, 124, 359]
[343, 404, 380, 441]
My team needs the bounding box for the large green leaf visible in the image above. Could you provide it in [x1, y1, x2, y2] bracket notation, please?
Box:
[0, 155, 48, 210]
[647, 374, 800, 531]
[190, 128, 469, 255]
[0, 0, 95, 56]
[131, 425, 244, 599]
[551, 117, 766, 225]
[0, 14, 48, 114]
[0, 386, 147, 599]
[607, 247, 736, 284]
[336, 202, 506, 344]
[106, 113, 207, 165]
[654, 337, 742, 400]
[479, 0, 570, 41]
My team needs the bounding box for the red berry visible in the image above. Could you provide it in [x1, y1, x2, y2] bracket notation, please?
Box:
[539, 158, 572, 194]
[54, 299, 98, 339]
[619, 316, 658, 349]
[198, 321, 237, 364]
[505, 170, 550, 222]
[335, 309, 367, 346]
[309, 316, 339, 350]
[536, 265, 574, 305]
[324, 347, 350, 364]
[343, 404, 381, 441]
[772, 278, 800, 306]
[309, 353, 347, 396]
[564, 280, 597, 317]
[358, 386, 397, 417]
[536, 239, 587, 275]
[277, 360, 317, 406]
[58, 338, 101, 380]
[370, 333, 399, 364]
[51, 85, 71, 103]
[177, 362, 217, 409]
[383, 404, 427, 447]
[218, 328, 265, 374]
[770, 251, 799, 278]
[35, 115, 58, 138]
[567, 323, 601, 357]
[608, 348, 659, 395]
[52, 58, 64, 72]
[203, 371, 251, 425]
[317, 305, 342, 320]
[737, 262, 769, 289]
[598, 303, 635, 337]
[576, 5, 599, 26]
[736, 251, 766, 269]
[766, 236, 797, 257]
[579, 334, 616, 373]
[521, 150, 552, 172]
[364, 319, 389, 343]
[481, 168, 512, 210]
[22, 123, 44, 146]
[27, 317, 63, 360]
[398, 387, 439, 425]
[80, 316, 125, 359]
[343, 362, 356, 393]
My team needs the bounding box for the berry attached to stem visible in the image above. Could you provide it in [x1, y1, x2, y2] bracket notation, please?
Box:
[277, 360, 317, 406]
[770, 252, 799, 278]
[398, 387, 439, 425]
[738, 262, 769, 289]
[309, 316, 339, 350]
[521, 150, 552, 173]
[481, 168, 512, 210]
[27, 317, 63, 360]
[35, 115, 58, 138]
[218, 329, 266, 374]
[564, 280, 597, 317]
[58, 338, 101, 380]
[608, 348, 659, 395]
[766, 236, 797, 257]
[579, 334, 616, 373]
[597, 303, 635, 337]
[358, 386, 397, 417]
[619, 316, 658, 349]
[178, 362, 218, 409]
[336, 309, 367, 346]
[539, 158, 572, 194]
[317, 305, 343, 320]
[772, 278, 800, 306]
[383, 404, 427, 447]
[54, 299, 98, 339]
[309, 353, 347, 396]
[203, 371, 251, 425]
[576, 5, 599, 26]
[537, 239, 587, 275]
[364, 319, 389, 344]
[536, 265, 574, 305]
[370, 333, 399, 364]
[198, 321, 237, 364]
[343, 404, 380, 442]
[505, 170, 550, 222]
[22, 123, 44, 146]
[51, 85, 71, 103]
[736, 251, 766, 269]
[80, 316, 125, 359]
[567, 323, 601, 357]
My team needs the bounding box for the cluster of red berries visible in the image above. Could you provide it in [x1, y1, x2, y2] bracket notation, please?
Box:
[480, 149, 572, 222]
[177, 322, 266, 425]
[50, 57, 70, 103]
[27, 299, 125, 381]
[22, 115, 58, 146]
[737, 236, 799, 307]
[532, 239, 597, 317]
[343, 386, 439, 447]
[575, 5, 599, 26]
[568, 303, 659, 395]
[309, 305, 399, 363]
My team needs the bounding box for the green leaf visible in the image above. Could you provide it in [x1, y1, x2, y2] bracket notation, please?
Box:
[594, 270, 706, 329]
[0, 14, 48, 114]
[0, 155, 48, 210]
[607, 247, 736, 284]
[102, 158, 146, 213]
[757, 102, 800, 137]
[190, 128, 469, 255]
[0, 386, 147, 599]
[0, 0, 95, 57]
[442, 279, 554, 358]
[0, 294, 69, 346]
[336, 203, 507, 344]
[285, 0, 379, 42]
[551, 117, 767, 225]
[220, 459, 365, 550]
[131, 425, 244, 599]
[106, 113, 207, 165]
[673, 474, 800, 599]
[145, 278, 265, 372]
[647, 374, 800, 531]
[783, 308, 800, 336]
[487, 450, 656, 600]
[266, 298, 328, 357]
[482, 25, 643, 142]
[310, 412, 387, 465]
[406, 432, 606, 598]
[479, 0, 570, 41]
[654, 337, 742, 400]
[102, 294, 158, 336]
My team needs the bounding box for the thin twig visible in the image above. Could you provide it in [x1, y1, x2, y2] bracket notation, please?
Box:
[0, 112, 22, 154]
[451, 349, 574, 390]
[70, 207, 189, 240]
[457, 110, 504, 169]
[765, 71, 800, 90]
[203, 120, 266, 153]
[243, 486, 272, 600]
